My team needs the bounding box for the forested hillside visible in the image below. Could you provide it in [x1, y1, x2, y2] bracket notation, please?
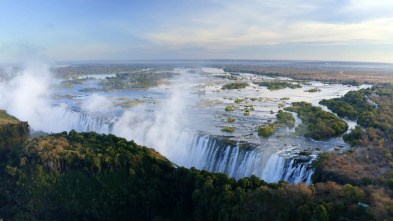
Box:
[0, 110, 29, 162]
[0, 128, 391, 220]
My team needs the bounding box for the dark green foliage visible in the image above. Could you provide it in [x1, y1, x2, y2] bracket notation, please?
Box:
[320, 100, 358, 120]
[215, 75, 238, 80]
[221, 127, 236, 132]
[225, 105, 235, 112]
[258, 125, 275, 137]
[341, 80, 361, 86]
[0, 131, 175, 220]
[311, 153, 330, 183]
[343, 126, 366, 147]
[253, 81, 302, 90]
[305, 88, 321, 93]
[285, 102, 348, 140]
[320, 85, 393, 143]
[0, 123, 28, 153]
[275, 110, 295, 128]
[311, 205, 329, 221]
[221, 82, 249, 89]
[98, 71, 175, 91]
[319, 88, 373, 121]
[258, 110, 295, 137]
[0, 110, 20, 124]
[0, 111, 29, 161]
[0, 130, 380, 220]
[57, 77, 96, 89]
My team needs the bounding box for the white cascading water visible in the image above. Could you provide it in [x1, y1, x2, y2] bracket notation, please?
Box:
[0, 62, 314, 184]
[52, 107, 114, 134]
[262, 154, 314, 184]
[174, 133, 314, 184]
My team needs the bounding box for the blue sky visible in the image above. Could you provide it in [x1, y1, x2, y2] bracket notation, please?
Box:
[1, 0, 393, 63]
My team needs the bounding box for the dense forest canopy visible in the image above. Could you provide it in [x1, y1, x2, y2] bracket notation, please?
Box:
[253, 81, 302, 90]
[284, 102, 348, 140]
[0, 130, 386, 220]
[221, 82, 249, 90]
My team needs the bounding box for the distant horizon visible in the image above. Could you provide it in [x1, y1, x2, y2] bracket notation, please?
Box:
[55, 58, 393, 64]
[2, 58, 393, 69]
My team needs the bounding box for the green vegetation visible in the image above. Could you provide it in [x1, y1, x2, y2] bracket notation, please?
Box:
[196, 99, 222, 109]
[341, 80, 361, 86]
[0, 110, 29, 162]
[68, 76, 96, 84]
[253, 81, 302, 90]
[99, 71, 175, 91]
[221, 82, 249, 90]
[280, 97, 290, 100]
[215, 75, 238, 80]
[114, 98, 148, 108]
[221, 126, 236, 132]
[228, 117, 236, 122]
[55, 77, 97, 89]
[314, 84, 393, 187]
[225, 105, 235, 112]
[343, 126, 366, 147]
[56, 81, 75, 89]
[234, 98, 244, 103]
[258, 110, 295, 137]
[258, 125, 275, 137]
[55, 64, 172, 79]
[305, 88, 321, 93]
[52, 94, 80, 100]
[275, 110, 295, 128]
[319, 88, 373, 120]
[284, 102, 348, 140]
[0, 110, 20, 125]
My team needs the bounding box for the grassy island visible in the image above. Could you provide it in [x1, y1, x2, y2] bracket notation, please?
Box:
[305, 88, 321, 93]
[221, 82, 249, 90]
[284, 102, 348, 140]
[319, 88, 373, 121]
[221, 126, 236, 132]
[99, 71, 175, 91]
[253, 81, 302, 90]
[258, 110, 295, 137]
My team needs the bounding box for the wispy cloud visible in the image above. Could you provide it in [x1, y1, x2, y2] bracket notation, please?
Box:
[145, 0, 393, 51]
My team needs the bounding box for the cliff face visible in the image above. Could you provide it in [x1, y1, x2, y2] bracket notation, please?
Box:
[0, 110, 29, 160]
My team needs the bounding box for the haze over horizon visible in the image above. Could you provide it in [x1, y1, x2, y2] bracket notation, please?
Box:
[1, 0, 393, 63]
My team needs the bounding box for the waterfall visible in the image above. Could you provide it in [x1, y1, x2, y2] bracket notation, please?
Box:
[262, 154, 314, 184]
[30, 107, 315, 184]
[174, 133, 314, 184]
[29, 106, 117, 134]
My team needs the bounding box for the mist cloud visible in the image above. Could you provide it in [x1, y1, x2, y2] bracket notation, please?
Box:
[81, 94, 114, 114]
